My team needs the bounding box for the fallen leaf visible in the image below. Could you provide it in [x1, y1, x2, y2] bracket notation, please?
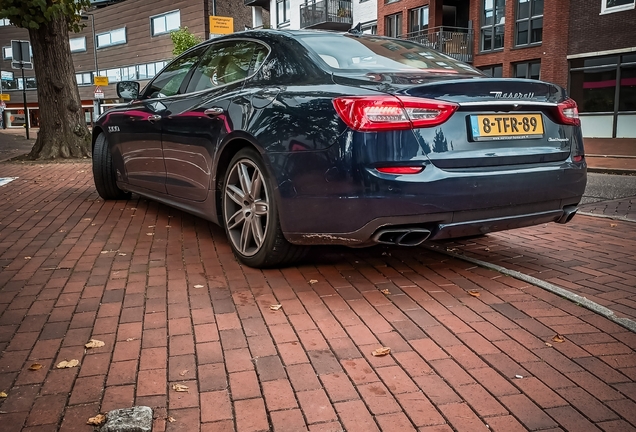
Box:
[381, 289, 391, 295]
[0, 391, 7, 398]
[372, 347, 391, 357]
[545, 342, 553, 347]
[514, 374, 523, 379]
[87, 414, 106, 426]
[484, 247, 491, 251]
[148, 225, 155, 228]
[118, 253, 126, 256]
[56, 359, 80, 369]
[468, 290, 481, 297]
[146, 233, 154, 236]
[193, 284, 204, 289]
[270, 304, 282, 311]
[100, 251, 108, 254]
[166, 225, 171, 228]
[83, 218, 91, 221]
[126, 338, 135, 342]
[85, 339, 105, 349]
[28, 363, 43, 371]
[308, 279, 318, 284]
[610, 223, 617, 227]
[179, 369, 188, 376]
[167, 416, 176, 423]
[24, 256, 31, 260]
[551, 334, 565, 343]
[172, 383, 189, 392]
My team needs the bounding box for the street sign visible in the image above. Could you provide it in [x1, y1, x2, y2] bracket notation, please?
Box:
[0, 94, 9, 101]
[209, 16, 233, 35]
[94, 76, 109, 86]
[11, 61, 33, 70]
[94, 86, 104, 99]
[11, 40, 30, 62]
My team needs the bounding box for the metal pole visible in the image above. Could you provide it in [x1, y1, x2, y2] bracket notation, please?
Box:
[21, 67, 28, 139]
[91, 14, 101, 122]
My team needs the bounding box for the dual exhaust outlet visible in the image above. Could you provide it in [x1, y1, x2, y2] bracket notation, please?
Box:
[373, 228, 431, 246]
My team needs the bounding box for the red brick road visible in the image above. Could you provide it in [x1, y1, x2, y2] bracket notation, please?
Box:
[1, 162, 635, 432]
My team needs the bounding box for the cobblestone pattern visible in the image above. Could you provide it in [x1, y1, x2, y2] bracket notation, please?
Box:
[0, 163, 635, 432]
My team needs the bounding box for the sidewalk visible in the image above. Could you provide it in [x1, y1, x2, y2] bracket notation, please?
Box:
[0, 161, 635, 431]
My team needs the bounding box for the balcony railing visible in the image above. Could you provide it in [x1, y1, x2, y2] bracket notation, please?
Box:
[300, 0, 353, 31]
[404, 26, 473, 64]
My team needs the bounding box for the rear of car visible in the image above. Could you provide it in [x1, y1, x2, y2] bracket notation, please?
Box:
[287, 33, 586, 246]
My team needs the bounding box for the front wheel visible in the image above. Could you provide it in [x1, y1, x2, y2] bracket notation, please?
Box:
[92, 133, 130, 200]
[222, 148, 305, 268]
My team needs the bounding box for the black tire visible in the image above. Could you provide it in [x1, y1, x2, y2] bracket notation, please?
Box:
[222, 148, 306, 268]
[92, 133, 131, 200]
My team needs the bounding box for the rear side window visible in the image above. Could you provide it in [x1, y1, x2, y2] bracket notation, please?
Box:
[298, 34, 480, 75]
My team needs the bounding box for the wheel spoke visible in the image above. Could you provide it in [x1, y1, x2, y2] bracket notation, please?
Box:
[227, 209, 245, 230]
[251, 216, 264, 247]
[250, 169, 262, 200]
[226, 184, 245, 206]
[238, 163, 252, 198]
[240, 217, 252, 253]
[254, 200, 268, 216]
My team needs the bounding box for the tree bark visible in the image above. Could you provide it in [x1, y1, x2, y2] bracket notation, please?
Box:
[27, 14, 91, 160]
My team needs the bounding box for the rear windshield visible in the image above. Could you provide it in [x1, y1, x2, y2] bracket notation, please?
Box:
[298, 34, 481, 75]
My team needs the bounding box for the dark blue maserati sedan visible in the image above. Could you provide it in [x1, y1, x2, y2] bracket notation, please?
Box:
[92, 29, 587, 268]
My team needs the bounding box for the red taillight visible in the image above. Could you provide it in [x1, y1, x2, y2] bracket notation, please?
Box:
[333, 96, 458, 132]
[376, 166, 424, 174]
[556, 99, 580, 126]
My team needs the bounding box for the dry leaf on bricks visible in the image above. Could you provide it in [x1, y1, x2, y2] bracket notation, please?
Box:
[270, 304, 282, 311]
[468, 290, 481, 297]
[172, 384, 189, 392]
[87, 414, 106, 426]
[545, 342, 553, 347]
[0, 391, 7, 398]
[381, 289, 391, 295]
[85, 339, 105, 349]
[308, 279, 318, 284]
[179, 370, 188, 376]
[28, 363, 43, 371]
[610, 223, 617, 227]
[372, 347, 391, 357]
[24, 256, 31, 260]
[193, 285, 204, 289]
[167, 416, 176, 423]
[551, 334, 565, 343]
[56, 359, 80, 369]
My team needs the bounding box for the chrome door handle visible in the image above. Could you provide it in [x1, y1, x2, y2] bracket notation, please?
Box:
[148, 115, 162, 122]
[204, 107, 224, 117]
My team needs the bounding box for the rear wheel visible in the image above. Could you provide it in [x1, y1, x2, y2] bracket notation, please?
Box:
[222, 148, 305, 268]
[92, 133, 131, 200]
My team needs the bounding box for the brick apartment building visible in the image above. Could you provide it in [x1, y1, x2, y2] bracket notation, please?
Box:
[0, 0, 253, 128]
[568, 0, 636, 138]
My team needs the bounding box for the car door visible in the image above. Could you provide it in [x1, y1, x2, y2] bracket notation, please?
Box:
[160, 40, 269, 201]
[117, 47, 205, 194]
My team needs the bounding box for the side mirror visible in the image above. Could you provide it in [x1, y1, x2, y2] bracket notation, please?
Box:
[117, 81, 140, 101]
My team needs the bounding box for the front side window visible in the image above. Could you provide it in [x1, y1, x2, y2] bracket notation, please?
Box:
[151, 10, 180, 36]
[479, 64, 503, 77]
[97, 28, 126, 48]
[601, 0, 635, 14]
[516, 0, 543, 46]
[70, 37, 86, 53]
[143, 48, 205, 98]
[409, 6, 429, 34]
[514, 60, 541, 80]
[385, 13, 403, 38]
[481, 0, 505, 51]
[277, 0, 290, 25]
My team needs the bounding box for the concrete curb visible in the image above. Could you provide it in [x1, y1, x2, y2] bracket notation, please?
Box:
[425, 244, 636, 333]
[587, 167, 636, 175]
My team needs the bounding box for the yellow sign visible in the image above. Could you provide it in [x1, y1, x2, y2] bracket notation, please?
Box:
[0, 93, 9, 101]
[94, 76, 109, 86]
[209, 16, 233, 35]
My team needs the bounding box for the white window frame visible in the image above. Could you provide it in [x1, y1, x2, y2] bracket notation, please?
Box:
[151, 10, 181, 36]
[601, 0, 635, 14]
[2, 46, 11, 59]
[0, 18, 11, 26]
[96, 27, 127, 48]
[70, 37, 87, 53]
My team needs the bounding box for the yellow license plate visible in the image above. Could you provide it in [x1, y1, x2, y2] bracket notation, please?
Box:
[471, 113, 544, 140]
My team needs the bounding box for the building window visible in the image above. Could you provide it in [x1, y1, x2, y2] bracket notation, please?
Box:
[601, 0, 635, 14]
[481, 0, 505, 51]
[385, 13, 403, 38]
[514, 60, 541, 80]
[479, 64, 503, 77]
[409, 6, 429, 35]
[0, 18, 10, 26]
[277, 0, 290, 25]
[75, 72, 93, 86]
[70, 37, 86, 53]
[362, 23, 377, 34]
[17, 77, 37, 90]
[151, 10, 180, 36]
[2, 46, 11, 59]
[96, 28, 127, 48]
[516, 0, 543, 46]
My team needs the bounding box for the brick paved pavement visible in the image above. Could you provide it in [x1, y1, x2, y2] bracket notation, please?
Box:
[0, 162, 635, 432]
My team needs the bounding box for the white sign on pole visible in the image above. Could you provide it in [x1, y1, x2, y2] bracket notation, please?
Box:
[94, 86, 104, 99]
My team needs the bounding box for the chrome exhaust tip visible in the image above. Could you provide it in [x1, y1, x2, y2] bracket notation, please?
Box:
[373, 228, 431, 246]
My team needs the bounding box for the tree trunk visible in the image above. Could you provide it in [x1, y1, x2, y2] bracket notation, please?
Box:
[27, 14, 91, 160]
